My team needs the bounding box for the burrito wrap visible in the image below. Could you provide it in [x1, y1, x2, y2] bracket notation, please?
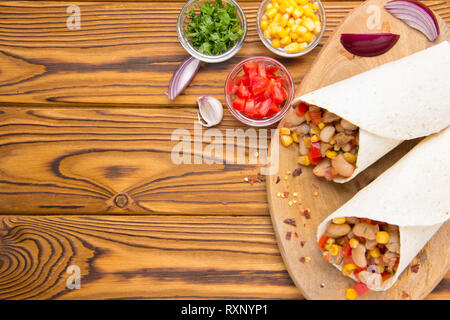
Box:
[291, 41, 450, 182]
[317, 126, 450, 291]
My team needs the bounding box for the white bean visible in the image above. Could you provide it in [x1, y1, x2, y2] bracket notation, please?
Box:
[352, 222, 379, 240]
[313, 158, 331, 177]
[319, 126, 335, 143]
[298, 138, 309, 155]
[352, 244, 367, 268]
[331, 154, 355, 177]
[341, 119, 358, 130]
[325, 223, 351, 237]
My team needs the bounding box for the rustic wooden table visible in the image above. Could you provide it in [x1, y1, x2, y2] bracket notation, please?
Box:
[0, 0, 448, 299]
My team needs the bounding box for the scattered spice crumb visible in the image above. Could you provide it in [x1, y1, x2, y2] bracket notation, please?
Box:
[320, 283, 326, 288]
[292, 199, 297, 204]
[277, 192, 282, 197]
[410, 264, 420, 273]
[286, 232, 292, 240]
[244, 173, 265, 185]
[283, 218, 296, 227]
[276, 176, 281, 184]
[284, 175, 289, 180]
[304, 256, 311, 263]
[312, 183, 319, 190]
[293, 192, 298, 197]
[299, 208, 311, 219]
[299, 257, 306, 263]
[294, 232, 299, 238]
[300, 241, 305, 247]
[283, 192, 289, 198]
[292, 168, 302, 177]
[401, 291, 410, 299]
[313, 191, 318, 197]
[288, 200, 293, 206]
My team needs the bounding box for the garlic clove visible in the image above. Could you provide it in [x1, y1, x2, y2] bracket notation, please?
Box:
[197, 96, 223, 127]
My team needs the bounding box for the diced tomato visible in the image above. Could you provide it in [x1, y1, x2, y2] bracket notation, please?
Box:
[246, 67, 258, 80]
[232, 97, 246, 112]
[342, 244, 352, 257]
[344, 255, 354, 265]
[256, 98, 271, 118]
[271, 82, 285, 104]
[381, 271, 391, 282]
[235, 75, 250, 86]
[354, 282, 369, 296]
[310, 142, 322, 158]
[236, 82, 250, 98]
[250, 76, 270, 96]
[244, 99, 256, 117]
[257, 62, 267, 78]
[280, 85, 288, 99]
[269, 100, 281, 114]
[265, 65, 279, 75]
[308, 110, 323, 125]
[317, 235, 329, 249]
[295, 101, 309, 117]
[243, 61, 258, 74]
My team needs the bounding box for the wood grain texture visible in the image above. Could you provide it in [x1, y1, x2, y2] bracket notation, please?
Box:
[0, 215, 301, 299]
[0, 1, 448, 107]
[0, 107, 273, 215]
[267, 0, 450, 299]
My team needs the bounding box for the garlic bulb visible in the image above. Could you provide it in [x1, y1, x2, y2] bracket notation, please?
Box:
[197, 96, 223, 127]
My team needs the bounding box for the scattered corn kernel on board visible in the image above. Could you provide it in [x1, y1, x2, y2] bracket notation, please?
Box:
[267, 0, 450, 300]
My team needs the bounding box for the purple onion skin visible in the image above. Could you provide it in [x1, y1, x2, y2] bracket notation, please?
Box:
[340, 33, 400, 57]
[385, 0, 439, 41]
[168, 56, 201, 100]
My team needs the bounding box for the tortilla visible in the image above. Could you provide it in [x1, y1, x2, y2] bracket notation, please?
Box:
[288, 41, 450, 182]
[317, 126, 450, 291]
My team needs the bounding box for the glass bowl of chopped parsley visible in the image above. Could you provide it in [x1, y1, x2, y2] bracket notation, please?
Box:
[177, 0, 247, 63]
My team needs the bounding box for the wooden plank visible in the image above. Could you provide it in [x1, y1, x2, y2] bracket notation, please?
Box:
[0, 214, 447, 300]
[0, 107, 272, 215]
[0, 215, 301, 299]
[0, 1, 448, 107]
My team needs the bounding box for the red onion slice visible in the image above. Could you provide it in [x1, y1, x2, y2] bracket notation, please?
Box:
[168, 56, 201, 100]
[340, 33, 400, 57]
[385, 0, 439, 42]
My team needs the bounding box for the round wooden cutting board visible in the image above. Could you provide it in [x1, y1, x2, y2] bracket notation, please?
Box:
[267, 0, 449, 300]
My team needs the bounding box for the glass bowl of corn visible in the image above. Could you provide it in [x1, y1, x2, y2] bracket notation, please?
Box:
[257, 0, 326, 57]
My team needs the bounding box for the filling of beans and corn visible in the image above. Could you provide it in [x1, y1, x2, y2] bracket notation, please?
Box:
[318, 217, 400, 298]
[260, 0, 322, 54]
[280, 101, 359, 180]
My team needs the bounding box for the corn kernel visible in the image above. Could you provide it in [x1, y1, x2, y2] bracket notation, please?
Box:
[369, 247, 381, 258]
[298, 0, 309, 5]
[266, 7, 278, 19]
[310, 126, 320, 135]
[376, 231, 390, 244]
[295, 17, 302, 24]
[269, 23, 278, 36]
[346, 288, 358, 300]
[293, 6, 304, 19]
[266, 3, 273, 10]
[280, 13, 290, 27]
[329, 139, 336, 145]
[278, 28, 289, 38]
[328, 244, 340, 256]
[287, 17, 295, 26]
[343, 152, 357, 163]
[304, 6, 314, 17]
[264, 29, 271, 39]
[260, 19, 269, 31]
[342, 263, 357, 276]
[304, 137, 311, 148]
[313, 2, 319, 10]
[334, 144, 340, 151]
[296, 25, 308, 35]
[285, 5, 294, 14]
[297, 155, 310, 166]
[303, 31, 314, 42]
[280, 127, 291, 135]
[290, 33, 299, 41]
[332, 217, 346, 224]
[302, 17, 315, 31]
[274, 13, 282, 23]
[271, 38, 281, 48]
[280, 36, 292, 46]
[281, 135, 293, 147]
[310, 135, 320, 142]
[291, 131, 299, 143]
[324, 238, 335, 251]
[349, 238, 359, 249]
[325, 150, 337, 159]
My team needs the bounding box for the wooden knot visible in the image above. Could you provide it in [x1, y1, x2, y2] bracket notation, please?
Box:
[114, 194, 129, 208]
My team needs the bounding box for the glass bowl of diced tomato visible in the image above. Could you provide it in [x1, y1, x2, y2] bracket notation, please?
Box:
[224, 57, 295, 127]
